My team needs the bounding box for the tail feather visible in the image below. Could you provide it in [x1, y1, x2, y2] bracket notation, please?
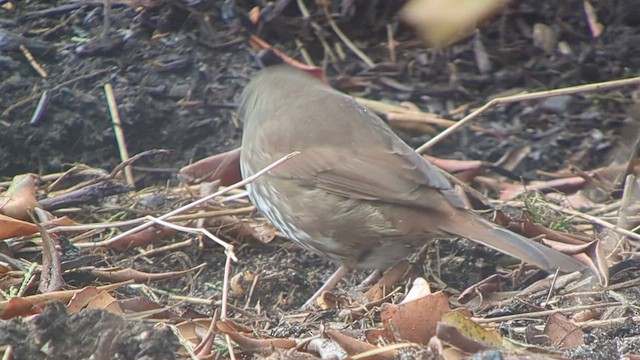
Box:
[441, 211, 584, 273]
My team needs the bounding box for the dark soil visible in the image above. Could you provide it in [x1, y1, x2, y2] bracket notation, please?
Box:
[1, 0, 640, 359]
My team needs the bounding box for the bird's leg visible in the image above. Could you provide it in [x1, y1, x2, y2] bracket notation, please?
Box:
[302, 265, 351, 309]
[356, 269, 383, 290]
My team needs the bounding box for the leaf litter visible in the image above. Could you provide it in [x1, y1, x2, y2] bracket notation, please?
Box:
[1, 0, 640, 359]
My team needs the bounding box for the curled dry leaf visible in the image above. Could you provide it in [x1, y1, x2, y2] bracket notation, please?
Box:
[424, 155, 486, 183]
[325, 329, 391, 360]
[0, 174, 39, 221]
[217, 319, 297, 353]
[91, 264, 205, 283]
[439, 311, 502, 350]
[457, 274, 506, 305]
[178, 147, 242, 186]
[400, 0, 511, 48]
[543, 239, 608, 286]
[248, 35, 327, 83]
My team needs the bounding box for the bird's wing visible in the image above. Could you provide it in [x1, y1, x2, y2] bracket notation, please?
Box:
[270, 145, 466, 209]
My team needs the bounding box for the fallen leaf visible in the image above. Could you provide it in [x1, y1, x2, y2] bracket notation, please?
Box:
[178, 147, 242, 186]
[381, 288, 451, 344]
[325, 329, 393, 360]
[0, 213, 38, 239]
[0, 174, 39, 221]
[543, 313, 584, 349]
[217, 319, 297, 353]
[440, 311, 502, 349]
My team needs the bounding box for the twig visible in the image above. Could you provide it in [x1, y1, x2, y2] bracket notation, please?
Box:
[52, 205, 254, 235]
[19, 44, 48, 78]
[2, 68, 110, 117]
[221, 250, 233, 319]
[144, 217, 236, 260]
[544, 201, 640, 242]
[473, 301, 622, 323]
[416, 76, 640, 153]
[386, 24, 396, 63]
[321, 4, 375, 68]
[29, 90, 50, 126]
[104, 83, 135, 186]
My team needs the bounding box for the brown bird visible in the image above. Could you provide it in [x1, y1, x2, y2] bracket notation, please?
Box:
[238, 65, 584, 307]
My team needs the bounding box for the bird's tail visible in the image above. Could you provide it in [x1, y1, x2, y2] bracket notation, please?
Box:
[440, 210, 585, 273]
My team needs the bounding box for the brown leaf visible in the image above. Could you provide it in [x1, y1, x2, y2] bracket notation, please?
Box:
[217, 319, 297, 353]
[86, 291, 123, 315]
[0, 213, 38, 239]
[381, 289, 452, 344]
[0, 174, 40, 221]
[325, 329, 393, 360]
[179, 147, 242, 186]
[67, 286, 100, 313]
[1, 297, 41, 320]
[544, 313, 584, 349]
[0, 281, 131, 319]
[458, 274, 505, 305]
[424, 155, 486, 183]
[117, 297, 173, 319]
[248, 35, 328, 83]
[543, 239, 608, 286]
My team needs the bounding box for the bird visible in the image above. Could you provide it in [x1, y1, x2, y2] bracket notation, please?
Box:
[238, 64, 585, 307]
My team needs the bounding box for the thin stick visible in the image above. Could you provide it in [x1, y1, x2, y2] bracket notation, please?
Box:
[91, 152, 299, 247]
[29, 90, 50, 126]
[416, 76, 640, 153]
[104, 83, 135, 186]
[221, 250, 233, 319]
[2, 68, 110, 117]
[19, 44, 48, 78]
[322, 5, 375, 68]
[473, 301, 622, 323]
[386, 24, 396, 63]
[52, 206, 255, 235]
[544, 201, 640, 242]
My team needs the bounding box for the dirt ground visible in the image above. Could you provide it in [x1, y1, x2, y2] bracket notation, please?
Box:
[1, 0, 640, 359]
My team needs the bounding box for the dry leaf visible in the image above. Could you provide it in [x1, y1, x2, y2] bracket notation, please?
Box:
[0, 213, 38, 239]
[381, 289, 451, 344]
[544, 313, 584, 349]
[439, 311, 502, 349]
[178, 147, 242, 186]
[0, 174, 39, 221]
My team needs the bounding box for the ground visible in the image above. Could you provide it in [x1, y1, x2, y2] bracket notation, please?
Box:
[1, 0, 639, 359]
